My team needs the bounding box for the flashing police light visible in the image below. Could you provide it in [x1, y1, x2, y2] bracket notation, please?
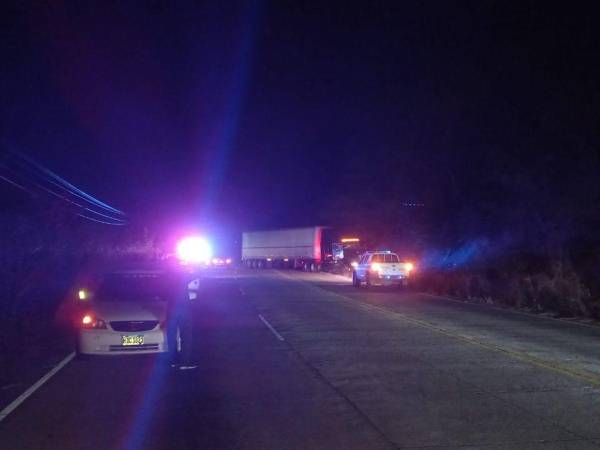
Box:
[176, 236, 213, 264]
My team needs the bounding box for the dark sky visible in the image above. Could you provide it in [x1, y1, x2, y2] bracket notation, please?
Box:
[2, 1, 599, 234]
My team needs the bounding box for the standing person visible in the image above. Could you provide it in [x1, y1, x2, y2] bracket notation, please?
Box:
[166, 267, 199, 369]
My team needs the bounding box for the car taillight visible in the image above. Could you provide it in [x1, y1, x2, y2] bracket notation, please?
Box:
[81, 314, 107, 329]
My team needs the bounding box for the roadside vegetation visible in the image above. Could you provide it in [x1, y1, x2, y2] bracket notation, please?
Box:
[321, 131, 600, 318]
[413, 252, 600, 319]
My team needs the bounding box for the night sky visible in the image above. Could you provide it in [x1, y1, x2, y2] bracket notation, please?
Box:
[2, 1, 599, 238]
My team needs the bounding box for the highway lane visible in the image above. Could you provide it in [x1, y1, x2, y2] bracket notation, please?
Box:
[0, 273, 389, 450]
[238, 270, 600, 448]
[1, 269, 600, 449]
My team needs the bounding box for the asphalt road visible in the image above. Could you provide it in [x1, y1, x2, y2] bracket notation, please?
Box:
[2, 269, 600, 449]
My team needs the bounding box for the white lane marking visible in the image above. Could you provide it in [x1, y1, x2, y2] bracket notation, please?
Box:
[258, 314, 285, 341]
[0, 351, 75, 422]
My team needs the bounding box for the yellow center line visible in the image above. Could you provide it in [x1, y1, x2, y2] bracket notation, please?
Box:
[275, 270, 600, 386]
[352, 299, 600, 387]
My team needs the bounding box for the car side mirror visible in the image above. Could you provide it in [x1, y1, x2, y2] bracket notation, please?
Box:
[77, 289, 94, 303]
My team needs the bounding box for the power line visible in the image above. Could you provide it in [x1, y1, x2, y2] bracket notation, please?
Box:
[8, 151, 126, 216]
[77, 214, 127, 226]
[0, 174, 29, 193]
[2, 168, 127, 225]
[0, 145, 128, 225]
[27, 177, 127, 223]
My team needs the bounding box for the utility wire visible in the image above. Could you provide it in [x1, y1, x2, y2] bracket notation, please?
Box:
[0, 174, 30, 193]
[0, 146, 128, 225]
[8, 151, 126, 216]
[2, 168, 126, 225]
[77, 214, 127, 225]
[28, 177, 127, 223]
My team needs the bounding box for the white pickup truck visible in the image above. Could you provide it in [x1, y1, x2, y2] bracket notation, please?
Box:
[352, 251, 414, 288]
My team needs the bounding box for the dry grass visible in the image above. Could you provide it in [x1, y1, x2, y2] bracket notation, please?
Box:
[415, 258, 598, 318]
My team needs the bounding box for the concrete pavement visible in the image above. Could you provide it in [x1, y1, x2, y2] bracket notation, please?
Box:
[1, 269, 600, 449]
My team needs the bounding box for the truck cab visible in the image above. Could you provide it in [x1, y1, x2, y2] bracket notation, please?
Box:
[352, 251, 414, 288]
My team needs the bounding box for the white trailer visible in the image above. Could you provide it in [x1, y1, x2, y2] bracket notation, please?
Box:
[241, 227, 323, 271]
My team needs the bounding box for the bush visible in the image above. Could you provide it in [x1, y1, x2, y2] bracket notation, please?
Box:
[418, 255, 597, 317]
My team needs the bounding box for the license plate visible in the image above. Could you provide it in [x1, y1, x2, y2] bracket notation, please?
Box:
[121, 335, 144, 346]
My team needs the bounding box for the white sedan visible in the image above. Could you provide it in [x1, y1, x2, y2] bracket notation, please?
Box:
[352, 251, 414, 288]
[76, 270, 186, 356]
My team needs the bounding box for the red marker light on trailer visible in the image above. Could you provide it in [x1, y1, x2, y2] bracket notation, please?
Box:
[82, 314, 93, 325]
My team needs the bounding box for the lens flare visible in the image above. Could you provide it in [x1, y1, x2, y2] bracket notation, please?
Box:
[176, 236, 212, 264]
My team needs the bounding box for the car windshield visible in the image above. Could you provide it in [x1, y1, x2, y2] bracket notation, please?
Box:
[385, 254, 399, 263]
[96, 273, 172, 302]
[372, 254, 399, 263]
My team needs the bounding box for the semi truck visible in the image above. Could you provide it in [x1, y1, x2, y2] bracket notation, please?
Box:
[241, 227, 363, 272]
